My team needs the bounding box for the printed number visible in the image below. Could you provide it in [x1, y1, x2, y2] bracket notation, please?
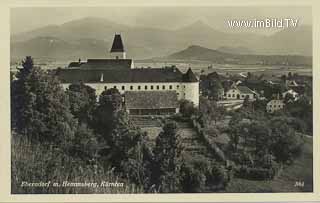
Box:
[294, 181, 304, 187]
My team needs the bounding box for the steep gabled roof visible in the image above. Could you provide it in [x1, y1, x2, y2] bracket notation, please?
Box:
[110, 34, 125, 52]
[125, 91, 179, 109]
[182, 68, 198, 82]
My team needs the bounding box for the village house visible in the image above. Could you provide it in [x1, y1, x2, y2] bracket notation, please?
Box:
[224, 86, 255, 100]
[55, 34, 199, 115]
[282, 89, 299, 100]
[266, 99, 285, 113]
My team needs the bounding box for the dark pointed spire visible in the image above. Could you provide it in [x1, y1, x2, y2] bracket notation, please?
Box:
[110, 34, 125, 52]
[182, 68, 198, 82]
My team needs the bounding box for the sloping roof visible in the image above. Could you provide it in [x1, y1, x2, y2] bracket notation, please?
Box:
[55, 67, 185, 83]
[125, 91, 179, 109]
[182, 68, 198, 82]
[237, 86, 254, 94]
[267, 99, 284, 105]
[110, 34, 125, 52]
[79, 59, 132, 69]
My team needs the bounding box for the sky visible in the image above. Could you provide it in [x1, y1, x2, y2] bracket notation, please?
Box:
[10, 6, 312, 35]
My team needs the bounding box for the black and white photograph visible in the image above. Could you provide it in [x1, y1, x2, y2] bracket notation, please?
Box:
[6, 3, 316, 198]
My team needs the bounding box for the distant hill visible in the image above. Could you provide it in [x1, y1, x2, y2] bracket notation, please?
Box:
[163, 45, 312, 66]
[10, 17, 312, 60]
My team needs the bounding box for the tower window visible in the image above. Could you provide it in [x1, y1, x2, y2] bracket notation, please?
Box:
[104, 86, 107, 90]
[122, 86, 125, 90]
[113, 86, 117, 89]
[156, 85, 160, 90]
[145, 85, 148, 90]
[151, 85, 154, 90]
[130, 86, 133, 90]
[138, 86, 141, 90]
[169, 85, 172, 90]
[162, 85, 165, 90]
[177, 85, 179, 89]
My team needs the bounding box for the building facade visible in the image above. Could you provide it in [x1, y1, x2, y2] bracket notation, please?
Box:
[55, 34, 199, 114]
[266, 99, 285, 113]
[225, 86, 255, 100]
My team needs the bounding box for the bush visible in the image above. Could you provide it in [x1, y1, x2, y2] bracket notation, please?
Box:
[11, 134, 143, 194]
[179, 99, 197, 118]
[180, 163, 206, 193]
[234, 166, 275, 181]
[180, 156, 229, 192]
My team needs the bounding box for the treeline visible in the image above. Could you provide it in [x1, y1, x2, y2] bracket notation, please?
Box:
[11, 56, 228, 193]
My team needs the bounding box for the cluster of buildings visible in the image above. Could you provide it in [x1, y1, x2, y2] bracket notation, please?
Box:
[200, 71, 302, 113]
[55, 34, 199, 115]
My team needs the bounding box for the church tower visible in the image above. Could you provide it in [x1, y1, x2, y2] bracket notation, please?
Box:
[110, 34, 126, 59]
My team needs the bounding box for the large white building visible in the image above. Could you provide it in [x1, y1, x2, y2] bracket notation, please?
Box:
[55, 34, 199, 115]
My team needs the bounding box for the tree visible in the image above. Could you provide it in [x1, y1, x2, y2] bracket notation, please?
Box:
[199, 97, 225, 126]
[179, 99, 197, 118]
[247, 121, 271, 160]
[11, 56, 77, 144]
[93, 88, 123, 140]
[180, 161, 206, 192]
[242, 95, 251, 109]
[228, 121, 250, 152]
[152, 121, 183, 192]
[269, 117, 304, 164]
[66, 82, 96, 124]
[70, 123, 99, 161]
[121, 133, 153, 191]
[208, 80, 223, 101]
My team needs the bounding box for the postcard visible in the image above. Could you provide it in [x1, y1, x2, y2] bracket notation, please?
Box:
[0, 0, 319, 202]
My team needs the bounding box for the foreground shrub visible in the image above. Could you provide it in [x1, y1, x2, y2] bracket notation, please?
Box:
[11, 134, 143, 194]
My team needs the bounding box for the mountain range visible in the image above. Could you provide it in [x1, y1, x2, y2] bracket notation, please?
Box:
[161, 45, 311, 66]
[10, 17, 312, 60]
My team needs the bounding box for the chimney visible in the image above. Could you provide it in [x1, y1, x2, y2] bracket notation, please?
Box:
[100, 73, 104, 82]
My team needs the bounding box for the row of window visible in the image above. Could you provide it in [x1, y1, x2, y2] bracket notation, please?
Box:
[268, 105, 283, 108]
[227, 94, 249, 98]
[104, 84, 185, 91]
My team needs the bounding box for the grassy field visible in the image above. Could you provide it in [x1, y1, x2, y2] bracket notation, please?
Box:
[224, 135, 313, 193]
